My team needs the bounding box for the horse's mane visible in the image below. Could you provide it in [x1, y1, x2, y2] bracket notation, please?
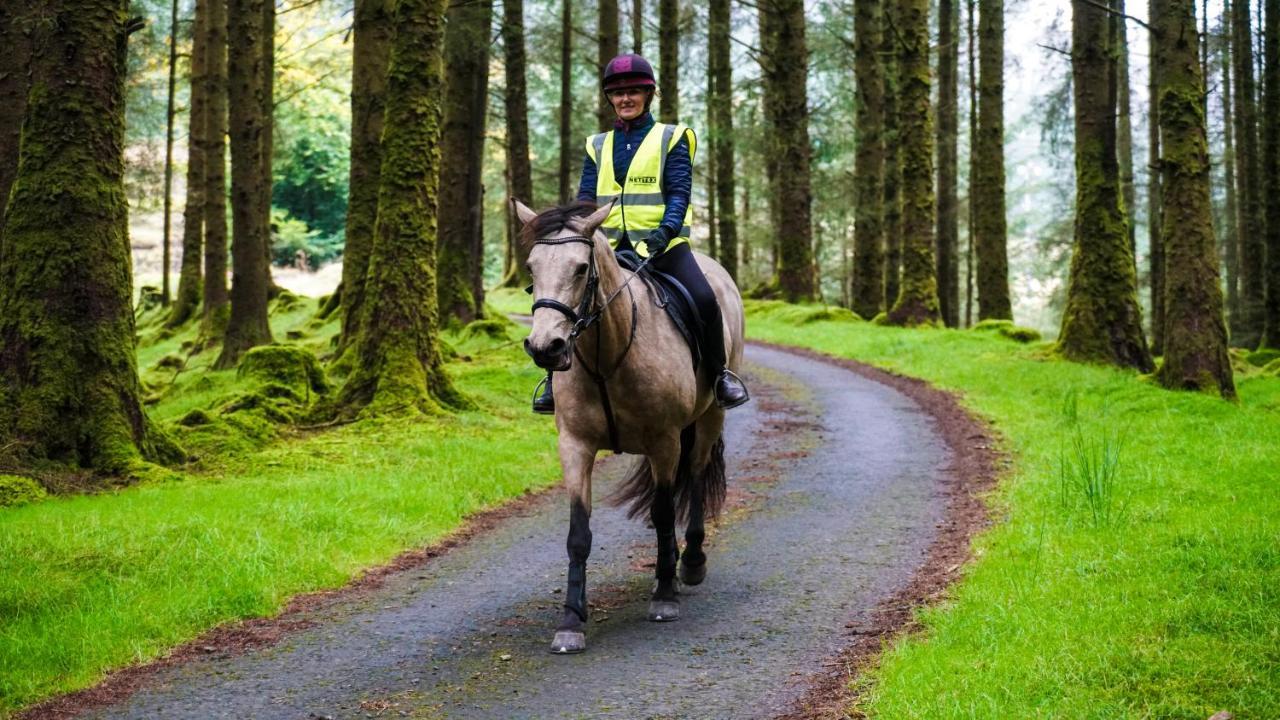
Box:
[519, 200, 599, 248]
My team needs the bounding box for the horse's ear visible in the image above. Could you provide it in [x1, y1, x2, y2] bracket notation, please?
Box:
[577, 200, 615, 235]
[512, 199, 538, 226]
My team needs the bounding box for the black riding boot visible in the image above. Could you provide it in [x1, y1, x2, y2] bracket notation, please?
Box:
[714, 369, 750, 409]
[533, 372, 555, 414]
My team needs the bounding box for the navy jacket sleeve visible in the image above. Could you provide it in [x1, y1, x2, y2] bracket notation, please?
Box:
[658, 135, 692, 240]
[576, 153, 598, 202]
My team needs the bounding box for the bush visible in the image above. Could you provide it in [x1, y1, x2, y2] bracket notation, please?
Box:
[0, 475, 48, 507]
[269, 207, 344, 270]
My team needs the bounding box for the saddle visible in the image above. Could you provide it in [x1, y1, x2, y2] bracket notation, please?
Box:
[615, 249, 703, 371]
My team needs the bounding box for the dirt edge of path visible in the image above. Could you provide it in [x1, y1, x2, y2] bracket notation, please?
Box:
[753, 341, 1005, 720]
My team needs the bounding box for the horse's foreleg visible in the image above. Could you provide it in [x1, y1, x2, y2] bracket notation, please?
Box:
[551, 439, 594, 654]
[648, 448, 681, 622]
[680, 489, 707, 586]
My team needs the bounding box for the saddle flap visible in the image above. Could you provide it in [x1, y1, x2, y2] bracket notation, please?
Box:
[616, 250, 702, 371]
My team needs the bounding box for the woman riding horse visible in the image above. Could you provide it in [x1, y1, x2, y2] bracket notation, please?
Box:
[532, 53, 750, 414]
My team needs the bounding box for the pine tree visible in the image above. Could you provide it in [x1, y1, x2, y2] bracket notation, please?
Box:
[1232, 0, 1265, 346]
[1261, 0, 1280, 348]
[168, 0, 209, 328]
[882, 0, 903, 308]
[1152, 0, 1235, 395]
[886, 0, 941, 325]
[632, 0, 643, 53]
[935, 0, 960, 327]
[851, 0, 885, 319]
[599, 0, 619, 131]
[1221, 3, 1240, 330]
[765, 0, 815, 301]
[503, 0, 535, 287]
[709, 0, 738, 279]
[973, 0, 1011, 321]
[161, 0, 180, 306]
[202, 0, 230, 334]
[558, 0, 572, 202]
[1114, 0, 1137, 263]
[1057, 0, 1152, 370]
[1149, 6, 1165, 353]
[659, 0, 679, 122]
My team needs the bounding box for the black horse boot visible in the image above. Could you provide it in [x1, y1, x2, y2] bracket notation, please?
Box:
[532, 372, 555, 414]
[714, 369, 749, 409]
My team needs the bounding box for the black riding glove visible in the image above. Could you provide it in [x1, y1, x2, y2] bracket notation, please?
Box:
[644, 228, 671, 257]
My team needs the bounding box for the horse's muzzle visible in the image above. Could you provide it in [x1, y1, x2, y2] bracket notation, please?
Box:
[525, 337, 573, 371]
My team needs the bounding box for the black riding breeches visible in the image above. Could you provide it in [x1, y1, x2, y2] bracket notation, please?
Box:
[617, 239, 726, 375]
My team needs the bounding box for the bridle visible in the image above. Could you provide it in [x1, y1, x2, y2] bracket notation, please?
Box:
[529, 232, 652, 452]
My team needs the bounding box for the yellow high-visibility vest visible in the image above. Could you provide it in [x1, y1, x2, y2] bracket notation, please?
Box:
[585, 122, 697, 257]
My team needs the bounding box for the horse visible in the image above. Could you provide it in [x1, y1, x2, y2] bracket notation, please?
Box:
[513, 199, 746, 654]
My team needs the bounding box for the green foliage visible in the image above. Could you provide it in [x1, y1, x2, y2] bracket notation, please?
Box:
[1245, 347, 1280, 367]
[746, 306, 1280, 718]
[270, 207, 344, 270]
[742, 299, 863, 325]
[0, 475, 47, 507]
[272, 118, 350, 239]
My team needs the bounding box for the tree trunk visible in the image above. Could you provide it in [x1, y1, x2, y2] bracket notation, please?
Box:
[335, 0, 467, 416]
[1152, 0, 1235, 395]
[1233, 0, 1265, 347]
[1114, 0, 1137, 264]
[882, 0, 903, 309]
[632, 0, 643, 53]
[260, 0, 278, 296]
[1149, 9, 1165, 353]
[973, 0, 1011, 321]
[886, 0, 941, 325]
[710, 0, 737, 280]
[161, 0, 179, 306]
[598, 0, 619, 131]
[558, 0, 572, 202]
[965, 0, 976, 326]
[502, 0, 534, 288]
[438, 0, 492, 325]
[659, 0, 678, 122]
[851, 0, 885, 319]
[935, 0, 960, 327]
[758, 0, 782, 281]
[1262, 0, 1280, 347]
[1222, 2, 1240, 333]
[0, 0, 181, 473]
[216, 0, 274, 368]
[767, 0, 815, 302]
[0, 0, 32, 256]
[169, 0, 208, 328]
[1057, 0, 1152, 370]
[338, 0, 394, 350]
[202, 0, 229, 334]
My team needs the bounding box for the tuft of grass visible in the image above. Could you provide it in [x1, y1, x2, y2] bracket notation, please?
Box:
[747, 306, 1280, 719]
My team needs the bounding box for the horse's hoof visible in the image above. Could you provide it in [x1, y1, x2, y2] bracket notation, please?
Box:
[648, 599, 680, 622]
[549, 630, 586, 654]
[680, 561, 706, 586]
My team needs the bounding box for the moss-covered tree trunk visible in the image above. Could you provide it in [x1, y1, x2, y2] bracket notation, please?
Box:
[882, 0, 903, 309]
[710, 0, 737, 280]
[598, 0, 619, 131]
[964, 0, 977, 326]
[770, 0, 815, 302]
[0, 0, 32, 254]
[973, 0, 1010, 321]
[659, 0, 678, 122]
[502, 0, 534, 288]
[437, 0, 492, 326]
[758, 0, 782, 278]
[558, 0, 572, 202]
[1113, 0, 1137, 263]
[1057, 0, 1152, 370]
[338, 0, 393, 350]
[935, 0, 960, 327]
[1221, 5, 1240, 334]
[216, 0, 274, 369]
[161, 0, 179, 306]
[1152, 0, 1236, 396]
[202, 0, 229, 334]
[1232, 0, 1264, 347]
[851, 0, 885, 319]
[335, 0, 467, 416]
[1148, 17, 1165, 354]
[886, 0, 941, 326]
[0, 0, 180, 473]
[1262, 0, 1280, 348]
[167, 0, 208, 328]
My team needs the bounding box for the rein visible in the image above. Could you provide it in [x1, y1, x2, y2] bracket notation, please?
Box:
[530, 233, 651, 452]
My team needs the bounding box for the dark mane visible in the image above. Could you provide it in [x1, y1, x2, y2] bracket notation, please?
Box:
[520, 200, 598, 247]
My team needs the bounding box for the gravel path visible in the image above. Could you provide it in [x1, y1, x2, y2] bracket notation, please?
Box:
[86, 344, 952, 720]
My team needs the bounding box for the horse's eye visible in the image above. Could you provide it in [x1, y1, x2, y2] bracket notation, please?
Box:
[574, 263, 588, 277]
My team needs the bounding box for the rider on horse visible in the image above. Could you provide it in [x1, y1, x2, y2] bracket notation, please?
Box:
[532, 53, 750, 414]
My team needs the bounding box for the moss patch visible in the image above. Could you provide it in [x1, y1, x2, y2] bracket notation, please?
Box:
[236, 345, 329, 399]
[1245, 347, 1280, 367]
[972, 319, 1043, 343]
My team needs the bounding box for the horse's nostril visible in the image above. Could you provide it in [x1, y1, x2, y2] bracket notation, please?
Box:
[523, 338, 534, 357]
[547, 337, 567, 355]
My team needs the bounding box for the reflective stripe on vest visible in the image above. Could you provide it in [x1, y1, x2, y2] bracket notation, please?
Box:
[586, 122, 697, 258]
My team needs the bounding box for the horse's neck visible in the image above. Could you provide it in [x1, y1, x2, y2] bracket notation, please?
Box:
[582, 240, 635, 371]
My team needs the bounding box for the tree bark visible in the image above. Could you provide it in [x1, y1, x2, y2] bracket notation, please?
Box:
[260, 0, 279, 296]
[766, 0, 815, 302]
[598, 0, 619, 131]
[710, 0, 737, 280]
[882, 0, 903, 309]
[1262, 0, 1280, 348]
[1222, 1, 1240, 333]
[1057, 0, 1152, 370]
[935, 0, 960, 327]
[1232, 0, 1265, 347]
[502, 0, 534, 288]
[335, 0, 467, 416]
[1114, 0, 1137, 264]
[851, 0, 885, 319]
[0, 0, 181, 473]
[632, 0, 643, 53]
[1149, 7, 1165, 353]
[161, 0, 180, 306]
[169, 0, 208, 328]
[217, 0, 274, 368]
[886, 0, 941, 325]
[437, 0, 492, 325]
[758, 0, 781, 280]
[338, 0, 394, 350]
[558, 0, 572, 202]
[965, 0, 976, 326]
[659, 0, 678, 122]
[0, 0, 32, 256]
[973, 0, 1011, 321]
[202, 0, 230, 334]
[1152, 0, 1235, 396]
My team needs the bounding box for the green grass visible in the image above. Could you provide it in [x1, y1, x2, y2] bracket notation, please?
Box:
[747, 306, 1280, 719]
[0, 300, 557, 715]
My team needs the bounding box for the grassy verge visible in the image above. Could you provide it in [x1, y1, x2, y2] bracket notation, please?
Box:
[744, 300, 1280, 719]
[0, 298, 557, 714]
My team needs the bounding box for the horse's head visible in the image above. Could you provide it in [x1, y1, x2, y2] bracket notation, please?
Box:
[513, 199, 615, 371]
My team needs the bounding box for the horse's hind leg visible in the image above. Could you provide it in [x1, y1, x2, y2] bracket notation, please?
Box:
[648, 446, 681, 622]
[551, 439, 595, 654]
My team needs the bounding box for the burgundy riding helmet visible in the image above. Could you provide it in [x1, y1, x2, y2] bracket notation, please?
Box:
[602, 54, 656, 91]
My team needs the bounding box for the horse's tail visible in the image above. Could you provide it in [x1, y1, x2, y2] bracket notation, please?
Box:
[610, 425, 727, 524]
